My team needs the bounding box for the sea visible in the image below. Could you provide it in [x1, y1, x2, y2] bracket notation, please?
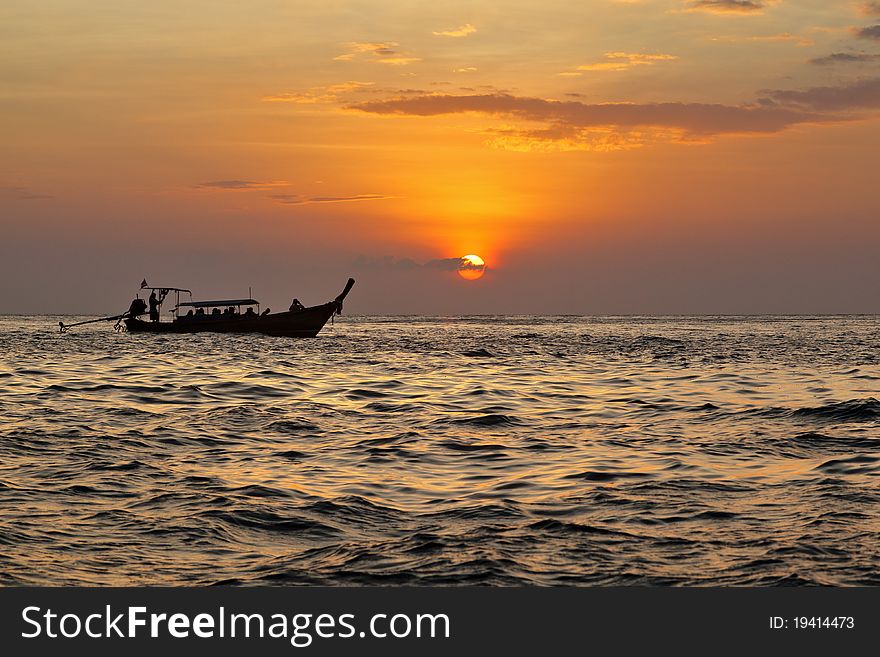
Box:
[1, 315, 878, 586]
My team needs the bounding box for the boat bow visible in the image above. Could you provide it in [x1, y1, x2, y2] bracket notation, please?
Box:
[334, 278, 356, 315]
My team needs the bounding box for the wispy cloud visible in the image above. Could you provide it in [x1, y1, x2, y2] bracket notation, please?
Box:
[433, 23, 477, 38]
[195, 180, 288, 190]
[808, 51, 880, 65]
[709, 32, 813, 46]
[861, 2, 880, 17]
[348, 78, 880, 152]
[334, 42, 395, 61]
[566, 51, 678, 74]
[685, 0, 769, 14]
[1, 185, 52, 200]
[377, 56, 422, 66]
[759, 76, 880, 111]
[349, 93, 816, 133]
[334, 42, 421, 65]
[483, 125, 656, 152]
[270, 193, 394, 206]
[262, 81, 374, 104]
[854, 24, 880, 40]
[353, 255, 485, 271]
[453, 67, 478, 73]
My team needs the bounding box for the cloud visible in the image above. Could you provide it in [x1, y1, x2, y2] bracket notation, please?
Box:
[349, 92, 821, 134]
[334, 42, 396, 61]
[808, 51, 880, 65]
[195, 180, 288, 190]
[862, 2, 880, 16]
[483, 125, 663, 152]
[569, 51, 678, 74]
[377, 56, 423, 66]
[854, 24, 880, 40]
[1, 185, 52, 200]
[262, 81, 374, 104]
[348, 78, 880, 151]
[453, 67, 478, 73]
[353, 255, 485, 271]
[685, 0, 768, 14]
[710, 32, 813, 46]
[335, 42, 421, 65]
[759, 76, 880, 111]
[425, 257, 467, 271]
[433, 24, 477, 38]
[270, 193, 394, 206]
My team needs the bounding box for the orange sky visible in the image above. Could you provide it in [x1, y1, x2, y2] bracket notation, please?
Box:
[2, 0, 879, 313]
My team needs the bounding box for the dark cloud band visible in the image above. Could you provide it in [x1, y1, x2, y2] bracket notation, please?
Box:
[854, 24, 880, 40]
[348, 77, 880, 145]
[809, 52, 880, 65]
[687, 0, 767, 14]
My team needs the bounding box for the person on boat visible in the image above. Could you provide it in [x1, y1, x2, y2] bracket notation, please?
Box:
[148, 291, 159, 322]
[196, 308, 205, 317]
[211, 308, 221, 316]
[128, 297, 147, 318]
[261, 308, 271, 316]
[244, 307, 256, 317]
[289, 298, 305, 311]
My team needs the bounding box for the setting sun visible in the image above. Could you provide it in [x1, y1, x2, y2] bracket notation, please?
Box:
[458, 254, 486, 281]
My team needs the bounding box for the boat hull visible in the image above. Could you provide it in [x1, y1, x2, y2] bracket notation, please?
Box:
[124, 302, 339, 337]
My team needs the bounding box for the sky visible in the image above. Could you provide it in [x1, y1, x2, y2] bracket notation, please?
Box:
[1, 0, 879, 314]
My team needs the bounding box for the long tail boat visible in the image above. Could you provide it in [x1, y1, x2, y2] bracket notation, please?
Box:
[59, 278, 355, 338]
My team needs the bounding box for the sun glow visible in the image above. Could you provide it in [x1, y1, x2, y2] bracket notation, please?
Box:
[458, 254, 486, 280]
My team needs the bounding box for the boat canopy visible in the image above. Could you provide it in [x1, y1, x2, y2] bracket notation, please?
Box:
[142, 286, 192, 294]
[178, 298, 259, 308]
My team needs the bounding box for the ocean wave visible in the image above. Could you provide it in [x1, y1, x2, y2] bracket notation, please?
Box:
[264, 419, 320, 433]
[462, 348, 494, 357]
[200, 508, 341, 538]
[814, 454, 880, 475]
[445, 413, 522, 427]
[791, 398, 880, 422]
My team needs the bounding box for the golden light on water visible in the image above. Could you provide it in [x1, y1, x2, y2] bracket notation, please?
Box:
[458, 254, 486, 281]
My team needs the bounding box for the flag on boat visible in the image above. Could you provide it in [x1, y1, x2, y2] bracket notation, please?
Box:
[140, 278, 148, 289]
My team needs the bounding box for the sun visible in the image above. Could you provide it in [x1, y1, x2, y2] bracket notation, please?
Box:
[458, 254, 486, 280]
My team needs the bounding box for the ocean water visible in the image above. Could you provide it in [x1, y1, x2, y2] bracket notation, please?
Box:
[1, 314, 879, 586]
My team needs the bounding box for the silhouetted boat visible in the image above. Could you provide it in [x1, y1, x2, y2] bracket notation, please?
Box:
[59, 278, 355, 338]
